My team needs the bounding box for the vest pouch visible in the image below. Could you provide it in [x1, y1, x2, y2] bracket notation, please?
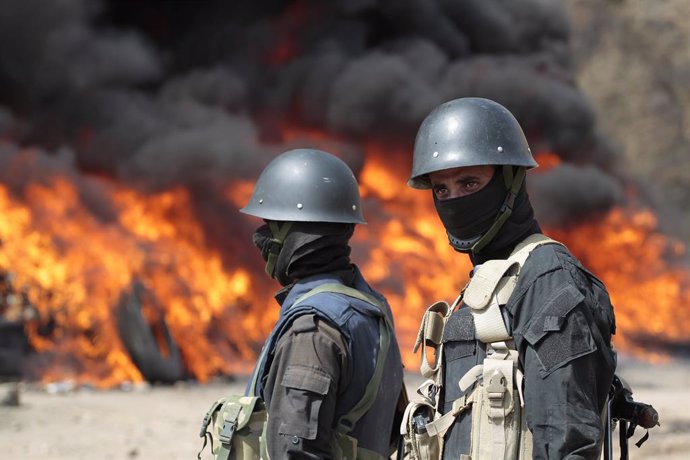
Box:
[401, 400, 442, 460]
[200, 395, 268, 460]
[467, 361, 532, 460]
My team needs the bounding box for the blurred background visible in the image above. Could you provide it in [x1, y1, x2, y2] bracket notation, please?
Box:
[1, 1, 689, 458]
[0, 0, 687, 392]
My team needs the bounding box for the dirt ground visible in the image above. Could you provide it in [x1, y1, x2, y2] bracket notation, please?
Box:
[1, 359, 688, 460]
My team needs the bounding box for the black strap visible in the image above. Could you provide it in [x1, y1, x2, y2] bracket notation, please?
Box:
[471, 166, 526, 254]
[265, 221, 293, 277]
[196, 431, 214, 460]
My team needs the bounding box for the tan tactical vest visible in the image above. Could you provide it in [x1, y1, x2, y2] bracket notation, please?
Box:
[402, 234, 562, 460]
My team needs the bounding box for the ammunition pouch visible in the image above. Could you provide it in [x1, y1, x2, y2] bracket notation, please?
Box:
[400, 381, 443, 460]
[199, 395, 268, 460]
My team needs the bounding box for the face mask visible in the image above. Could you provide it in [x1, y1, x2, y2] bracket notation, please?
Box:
[253, 221, 354, 286]
[251, 222, 292, 278]
[433, 170, 506, 252]
[434, 166, 530, 255]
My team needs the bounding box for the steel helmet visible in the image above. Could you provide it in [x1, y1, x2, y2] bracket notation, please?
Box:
[408, 97, 537, 189]
[240, 148, 365, 224]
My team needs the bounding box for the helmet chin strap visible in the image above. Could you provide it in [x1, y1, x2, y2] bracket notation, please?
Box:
[447, 166, 526, 255]
[264, 221, 293, 278]
[447, 232, 482, 253]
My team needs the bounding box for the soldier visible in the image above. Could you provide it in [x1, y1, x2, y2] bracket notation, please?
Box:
[240, 148, 404, 459]
[406, 98, 617, 459]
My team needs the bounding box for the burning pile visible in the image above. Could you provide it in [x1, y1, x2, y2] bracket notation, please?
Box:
[0, 148, 276, 386]
[0, 0, 687, 387]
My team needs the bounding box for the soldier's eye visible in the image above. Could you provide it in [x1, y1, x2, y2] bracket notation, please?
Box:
[463, 180, 479, 190]
[433, 185, 449, 199]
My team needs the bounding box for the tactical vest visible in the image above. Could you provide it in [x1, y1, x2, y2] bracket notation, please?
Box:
[401, 234, 562, 460]
[200, 268, 403, 460]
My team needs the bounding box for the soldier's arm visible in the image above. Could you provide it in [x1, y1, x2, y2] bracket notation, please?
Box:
[263, 314, 349, 459]
[516, 269, 615, 459]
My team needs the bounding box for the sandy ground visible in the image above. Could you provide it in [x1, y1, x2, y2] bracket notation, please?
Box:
[1, 359, 688, 460]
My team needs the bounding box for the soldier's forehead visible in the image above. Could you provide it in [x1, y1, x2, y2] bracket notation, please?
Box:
[429, 165, 495, 182]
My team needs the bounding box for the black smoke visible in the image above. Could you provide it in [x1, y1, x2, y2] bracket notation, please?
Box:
[0, 0, 624, 235]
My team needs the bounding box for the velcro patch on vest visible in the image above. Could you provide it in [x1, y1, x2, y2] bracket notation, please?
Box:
[464, 260, 518, 310]
[442, 310, 476, 361]
[523, 285, 596, 376]
[543, 315, 565, 332]
[524, 285, 585, 343]
[443, 310, 476, 342]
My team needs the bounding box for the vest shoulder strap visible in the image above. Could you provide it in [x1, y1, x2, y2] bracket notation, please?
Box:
[508, 233, 563, 266]
[466, 234, 564, 343]
[292, 282, 389, 322]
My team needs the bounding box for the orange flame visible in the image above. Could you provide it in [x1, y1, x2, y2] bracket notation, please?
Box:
[1, 142, 688, 388]
[0, 150, 270, 387]
[533, 151, 562, 172]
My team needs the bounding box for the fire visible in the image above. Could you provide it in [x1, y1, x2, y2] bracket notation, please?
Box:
[533, 151, 562, 172]
[1, 143, 688, 388]
[0, 149, 270, 387]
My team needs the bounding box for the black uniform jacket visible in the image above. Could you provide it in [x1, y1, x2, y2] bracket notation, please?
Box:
[441, 242, 617, 459]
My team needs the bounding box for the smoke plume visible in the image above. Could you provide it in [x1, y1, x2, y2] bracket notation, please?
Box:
[0, 0, 625, 232]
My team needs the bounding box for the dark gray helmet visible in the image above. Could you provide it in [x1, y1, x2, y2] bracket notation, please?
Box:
[240, 148, 365, 224]
[408, 97, 538, 189]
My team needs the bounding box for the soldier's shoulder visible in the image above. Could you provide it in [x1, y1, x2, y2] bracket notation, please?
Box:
[520, 240, 572, 276]
[525, 240, 606, 290]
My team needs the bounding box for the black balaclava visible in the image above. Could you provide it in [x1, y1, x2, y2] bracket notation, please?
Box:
[252, 221, 355, 288]
[433, 167, 541, 265]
